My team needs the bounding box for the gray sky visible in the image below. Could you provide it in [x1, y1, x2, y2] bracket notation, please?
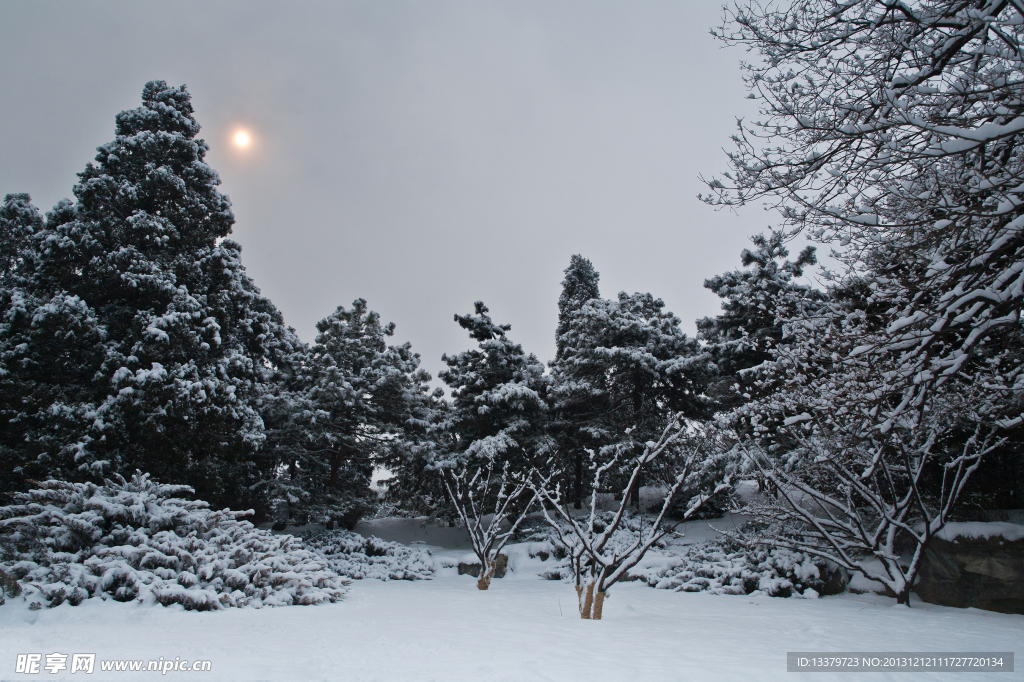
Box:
[0, 1, 765, 382]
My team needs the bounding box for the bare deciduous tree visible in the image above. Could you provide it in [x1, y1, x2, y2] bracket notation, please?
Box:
[532, 414, 729, 619]
[443, 459, 538, 590]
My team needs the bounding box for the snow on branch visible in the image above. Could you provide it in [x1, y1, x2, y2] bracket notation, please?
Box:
[443, 459, 539, 590]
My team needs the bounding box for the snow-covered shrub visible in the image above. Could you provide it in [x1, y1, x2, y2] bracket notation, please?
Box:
[518, 512, 675, 582]
[0, 566, 22, 605]
[302, 530, 434, 581]
[367, 501, 416, 520]
[645, 540, 832, 598]
[0, 474, 348, 610]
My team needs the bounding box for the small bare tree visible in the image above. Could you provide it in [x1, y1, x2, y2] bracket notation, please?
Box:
[443, 459, 539, 590]
[531, 414, 730, 619]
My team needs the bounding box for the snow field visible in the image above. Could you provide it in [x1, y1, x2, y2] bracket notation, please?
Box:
[3, 515, 1020, 680]
[1, 565, 1018, 682]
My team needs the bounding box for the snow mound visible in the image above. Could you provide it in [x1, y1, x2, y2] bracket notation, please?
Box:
[0, 474, 348, 610]
[303, 530, 435, 581]
[934, 522, 1024, 542]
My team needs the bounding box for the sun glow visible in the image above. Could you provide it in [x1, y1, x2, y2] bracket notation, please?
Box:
[233, 130, 252, 149]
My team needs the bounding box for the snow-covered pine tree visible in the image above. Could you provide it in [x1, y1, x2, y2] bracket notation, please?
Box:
[552, 255, 601, 507]
[556, 255, 600, 361]
[438, 301, 549, 470]
[0, 194, 42, 282]
[0, 82, 288, 514]
[262, 299, 435, 527]
[0, 193, 81, 497]
[549, 291, 714, 506]
[697, 232, 825, 412]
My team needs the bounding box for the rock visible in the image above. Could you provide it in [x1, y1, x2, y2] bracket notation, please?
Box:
[820, 565, 849, 596]
[457, 553, 508, 579]
[271, 520, 287, 532]
[915, 531, 1024, 614]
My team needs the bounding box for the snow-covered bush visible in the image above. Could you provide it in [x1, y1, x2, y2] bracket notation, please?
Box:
[302, 530, 434, 581]
[0, 474, 348, 610]
[0, 566, 22, 605]
[518, 512, 674, 583]
[645, 540, 833, 598]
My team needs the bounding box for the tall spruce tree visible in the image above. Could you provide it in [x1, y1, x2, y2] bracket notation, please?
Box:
[556, 255, 600, 360]
[0, 82, 286, 513]
[551, 255, 601, 506]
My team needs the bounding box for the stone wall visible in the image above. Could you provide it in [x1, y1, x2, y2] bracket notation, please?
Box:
[915, 524, 1024, 614]
[457, 553, 508, 579]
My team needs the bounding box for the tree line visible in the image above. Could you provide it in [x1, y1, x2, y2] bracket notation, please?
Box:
[0, 81, 727, 527]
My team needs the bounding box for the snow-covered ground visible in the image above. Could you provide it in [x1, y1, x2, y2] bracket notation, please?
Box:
[1, 516, 1019, 681]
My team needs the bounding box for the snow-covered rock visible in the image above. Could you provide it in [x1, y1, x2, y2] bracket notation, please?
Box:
[934, 522, 1024, 543]
[916, 522, 1024, 614]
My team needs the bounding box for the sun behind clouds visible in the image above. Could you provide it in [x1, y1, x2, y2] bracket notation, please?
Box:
[233, 130, 252, 149]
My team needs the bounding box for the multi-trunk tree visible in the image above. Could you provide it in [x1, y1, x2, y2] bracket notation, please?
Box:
[433, 302, 550, 586]
[531, 414, 730, 619]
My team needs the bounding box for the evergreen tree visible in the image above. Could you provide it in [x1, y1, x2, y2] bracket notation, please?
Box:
[550, 291, 713, 506]
[0, 193, 101, 497]
[0, 194, 42, 282]
[556, 255, 600, 360]
[551, 255, 601, 506]
[697, 232, 826, 411]
[262, 299, 436, 526]
[0, 82, 287, 513]
[437, 301, 549, 472]
[401, 301, 550, 535]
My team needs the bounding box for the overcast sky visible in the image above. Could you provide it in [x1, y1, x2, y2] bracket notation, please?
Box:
[0, 1, 767, 382]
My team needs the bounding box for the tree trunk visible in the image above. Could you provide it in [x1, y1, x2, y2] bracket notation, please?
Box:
[626, 470, 642, 509]
[477, 559, 495, 590]
[579, 583, 594, 618]
[574, 452, 583, 509]
[895, 579, 912, 606]
[592, 590, 606, 620]
[329, 451, 341, 489]
[626, 389, 644, 509]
